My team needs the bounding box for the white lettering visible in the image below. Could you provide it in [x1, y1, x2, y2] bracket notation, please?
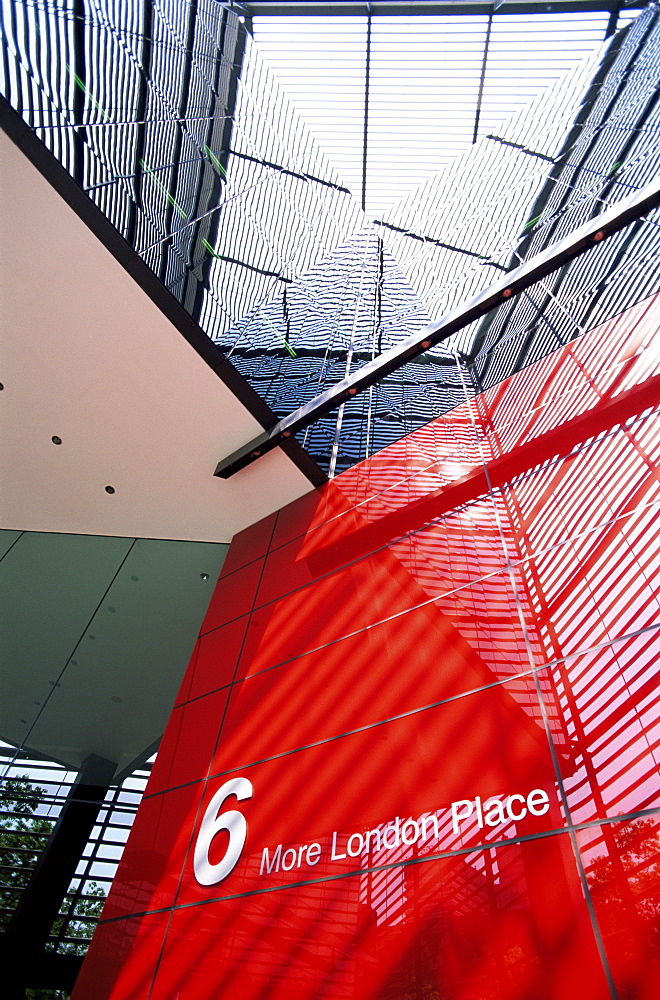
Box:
[281, 848, 297, 871]
[483, 798, 506, 827]
[260, 843, 282, 875]
[364, 828, 382, 852]
[194, 777, 253, 886]
[401, 819, 420, 846]
[306, 843, 322, 866]
[420, 814, 439, 842]
[382, 817, 400, 849]
[331, 831, 346, 860]
[256, 788, 552, 883]
[527, 788, 550, 816]
[452, 789, 550, 836]
[451, 799, 474, 835]
[347, 832, 364, 857]
[506, 793, 527, 822]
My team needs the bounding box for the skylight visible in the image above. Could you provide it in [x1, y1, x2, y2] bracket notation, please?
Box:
[252, 9, 639, 215]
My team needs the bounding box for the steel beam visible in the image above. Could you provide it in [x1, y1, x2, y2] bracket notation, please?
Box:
[215, 173, 660, 478]
[241, 2, 644, 18]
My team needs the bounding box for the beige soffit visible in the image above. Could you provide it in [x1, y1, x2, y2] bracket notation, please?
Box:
[0, 127, 316, 545]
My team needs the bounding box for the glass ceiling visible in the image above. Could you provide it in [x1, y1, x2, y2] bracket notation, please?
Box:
[252, 9, 639, 215]
[1, 1, 658, 476]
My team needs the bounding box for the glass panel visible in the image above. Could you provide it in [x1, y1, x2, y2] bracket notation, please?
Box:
[3, 4, 659, 473]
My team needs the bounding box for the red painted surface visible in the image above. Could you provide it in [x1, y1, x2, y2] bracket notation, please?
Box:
[73, 293, 660, 1000]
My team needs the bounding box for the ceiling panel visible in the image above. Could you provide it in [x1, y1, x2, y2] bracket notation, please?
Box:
[0, 128, 316, 542]
[0, 530, 228, 778]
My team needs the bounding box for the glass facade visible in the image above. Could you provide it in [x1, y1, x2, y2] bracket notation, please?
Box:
[2, 3, 660, 996]
[252, 10, 640, 214]
[0, 747, 151, 953]
[74, 291, 660, 999]
[2, 2, 659, 473]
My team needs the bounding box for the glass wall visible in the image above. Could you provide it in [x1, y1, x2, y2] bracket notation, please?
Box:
[74, 290, 660, 999]
[0, 746, 150, 957]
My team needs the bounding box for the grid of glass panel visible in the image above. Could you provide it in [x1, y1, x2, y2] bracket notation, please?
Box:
[252, 10, 641, 216]
[0, 744, 150, 959]
[2, 3, 659, 476]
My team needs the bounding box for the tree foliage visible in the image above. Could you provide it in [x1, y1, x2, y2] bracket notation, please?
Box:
[1, 774, 107, 998]
[0, 775, 54, 932]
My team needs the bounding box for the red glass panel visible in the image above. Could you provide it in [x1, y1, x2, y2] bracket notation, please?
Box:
[174, 671, 557, 910]
[270, 487, 331, 549]
[198, 557, 265, 635]
[171, 636, 200, 706]
[73, 295, 660, 1000]
[146, 688, 230, 796]
[153, 832, 608, 1000]
[250, 538, 488, 658]
[479, 293, 660, 454]
[542, 629, 660, 825]
[182, 616, 250, 703]
[213, 599, 538, 772]
[101, 783, 205, 921]
[218, 512, 277, 577]
[73, 911, 170, 1000]
[576, 815, 660, 1000]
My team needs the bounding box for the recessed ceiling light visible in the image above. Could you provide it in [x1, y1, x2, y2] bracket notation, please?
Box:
[51, 435, 62, 445]
[200, 573, 209, 580]
[105, 485, 115, 494]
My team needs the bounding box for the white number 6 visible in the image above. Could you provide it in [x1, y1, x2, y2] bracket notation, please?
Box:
[193, 777, 253, 886]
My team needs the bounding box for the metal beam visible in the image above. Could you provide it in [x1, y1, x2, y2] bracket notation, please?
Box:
[361, 7, 372, 212]
[241, 2, 644, 17]
[215, 173, 660, 478]
[472, 11, 493, 144]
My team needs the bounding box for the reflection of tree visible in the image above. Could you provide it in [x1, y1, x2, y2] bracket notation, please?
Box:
[402, 978, 440, 1000]
[25, 990, 69, 1000]
[586, 818, 660, 955]
[1, 775, 106, 998]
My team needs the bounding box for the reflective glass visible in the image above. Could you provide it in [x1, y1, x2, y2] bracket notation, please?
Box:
[3, 4, 659, 473]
